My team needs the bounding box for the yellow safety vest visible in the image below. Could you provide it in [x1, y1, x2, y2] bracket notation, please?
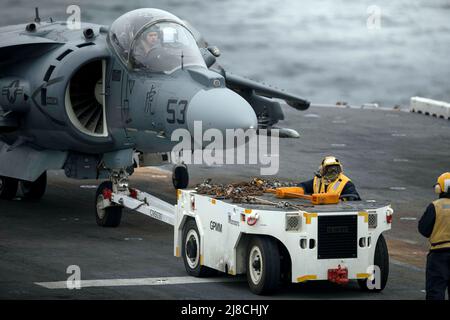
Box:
[313, 173, 350, 196]
[430, 198, 450, 251]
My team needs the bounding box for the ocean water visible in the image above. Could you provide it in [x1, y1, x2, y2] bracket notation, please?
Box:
[1, 0, 449, 107]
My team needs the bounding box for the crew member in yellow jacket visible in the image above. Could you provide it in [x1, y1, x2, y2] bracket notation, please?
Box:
[298, 156, 361, 201]
[418, 172, 450, 300]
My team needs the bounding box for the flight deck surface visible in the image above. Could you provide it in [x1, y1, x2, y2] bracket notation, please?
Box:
[0, 106, 448, 299]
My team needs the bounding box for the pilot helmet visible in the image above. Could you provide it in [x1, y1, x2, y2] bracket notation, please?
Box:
[143, 25, 160, 38]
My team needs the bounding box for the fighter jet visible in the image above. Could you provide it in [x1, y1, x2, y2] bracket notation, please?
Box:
[0, 8, 309, 217]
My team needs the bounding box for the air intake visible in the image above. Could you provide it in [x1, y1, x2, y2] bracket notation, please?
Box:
[65, 60, 107, 137]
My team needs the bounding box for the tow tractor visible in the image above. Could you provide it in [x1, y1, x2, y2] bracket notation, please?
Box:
[95, 174, 393, 295]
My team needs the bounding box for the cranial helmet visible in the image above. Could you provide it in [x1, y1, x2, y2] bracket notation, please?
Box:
[319, 156, 343, 182]
[435, 172, 450, 194]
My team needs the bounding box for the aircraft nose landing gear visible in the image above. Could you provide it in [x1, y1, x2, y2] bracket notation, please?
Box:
[95, 181, 123, 227]
[94, 169, 127, 227]
[172, 164, 189, 189]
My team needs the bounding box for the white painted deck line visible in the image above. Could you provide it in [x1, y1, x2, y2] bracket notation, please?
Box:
[35, 276, 242, 289]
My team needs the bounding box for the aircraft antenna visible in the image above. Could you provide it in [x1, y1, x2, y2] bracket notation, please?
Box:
[34, 7, 41, 23]
[181, 51, 184, 70]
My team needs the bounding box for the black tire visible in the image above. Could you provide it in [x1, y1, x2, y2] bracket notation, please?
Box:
[21, 172, 47, 200]
[280, 246, 292, 286]
[172, 164, 189, 189]
[95, 181, 122, 227]
[182, 219, 214, 277]
[358, 234, 389, 292]
[246, 236, 280, 295]
[0, 176, 18, 200]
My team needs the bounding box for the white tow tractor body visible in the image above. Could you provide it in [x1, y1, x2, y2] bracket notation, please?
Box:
[98, 184, 392, 295]
[174, 190, 392, 294]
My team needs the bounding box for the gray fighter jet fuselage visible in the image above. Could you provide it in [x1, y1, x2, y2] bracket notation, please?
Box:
[0, 8, 309, 201]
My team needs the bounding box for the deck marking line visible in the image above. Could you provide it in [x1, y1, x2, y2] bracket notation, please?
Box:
[35, 276, 242, 289]
[331, 143, 346, 147]
[390, 258, 425, 272]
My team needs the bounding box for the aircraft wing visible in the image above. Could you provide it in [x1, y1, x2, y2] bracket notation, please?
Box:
[0, 24, 64, 64]
[187, 21, 310, 111]
[185, 19, 310, 111]
[223, 71, 310, 111]
[0, 142, 67, 181]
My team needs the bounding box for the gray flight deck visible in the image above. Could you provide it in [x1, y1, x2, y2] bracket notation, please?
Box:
[0, 105, 448, 299]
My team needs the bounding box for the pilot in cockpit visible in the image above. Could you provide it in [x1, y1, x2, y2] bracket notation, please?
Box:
[134, 26, 161, 64]
[143, 27, 160, 52]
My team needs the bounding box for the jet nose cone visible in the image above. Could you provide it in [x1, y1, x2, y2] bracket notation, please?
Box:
[186, 88, 257, 135]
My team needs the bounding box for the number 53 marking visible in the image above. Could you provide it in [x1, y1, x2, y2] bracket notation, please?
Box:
[167, 99, 188, 124]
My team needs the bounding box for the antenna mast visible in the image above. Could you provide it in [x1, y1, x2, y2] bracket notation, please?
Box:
[34, 7, 41, 23]
[181, 51, 184, 70]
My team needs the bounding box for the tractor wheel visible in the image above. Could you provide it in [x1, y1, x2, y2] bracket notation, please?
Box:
[246, 236, 280, 295]
[358, 234, 389, 292]
[182, 219, 215, 277]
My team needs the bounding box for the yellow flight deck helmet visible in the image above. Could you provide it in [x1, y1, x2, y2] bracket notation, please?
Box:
[319, 156, 343, 182]
[434, 172, 450, 194]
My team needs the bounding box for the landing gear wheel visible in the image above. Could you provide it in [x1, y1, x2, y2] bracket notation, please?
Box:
[358, 234, 389, 292]
[246, 236, 280, 295]
[172, 164, 189, 189]
[21, 172, 47, 200]
[95, 181, 122, 227]
[0, 176, 18, 200]
[182, 219, 214, 277]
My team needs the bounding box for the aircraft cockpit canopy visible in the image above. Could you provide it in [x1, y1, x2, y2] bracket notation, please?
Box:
[108, 8, 206, 74]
